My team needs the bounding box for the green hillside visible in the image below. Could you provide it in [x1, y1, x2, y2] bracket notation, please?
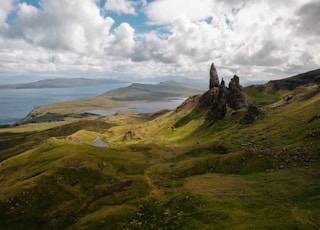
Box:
[0, 70, 319, 229]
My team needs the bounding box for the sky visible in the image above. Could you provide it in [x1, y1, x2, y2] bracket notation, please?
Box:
[0, 0, 319, 83]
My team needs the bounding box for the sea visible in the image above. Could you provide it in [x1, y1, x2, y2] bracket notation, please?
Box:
[0, 83, 186, 125]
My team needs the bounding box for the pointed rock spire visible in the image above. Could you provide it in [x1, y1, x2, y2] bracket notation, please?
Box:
[221, 78, 225, 87]
[209, 62, 219, 89]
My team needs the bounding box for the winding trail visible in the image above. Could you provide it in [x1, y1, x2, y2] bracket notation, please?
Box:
[144, 166, 163, 197]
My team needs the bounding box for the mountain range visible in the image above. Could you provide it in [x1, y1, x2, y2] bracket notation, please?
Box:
[0, 78, 126, 89]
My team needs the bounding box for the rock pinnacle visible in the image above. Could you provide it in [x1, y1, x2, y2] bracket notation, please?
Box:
[209, 63, 219, 89]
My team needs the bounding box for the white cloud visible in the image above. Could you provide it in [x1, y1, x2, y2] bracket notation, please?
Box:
[0, 0, 14, 26]
[0, 0, 137, 77]
[144, 0, 214, 25]
[11, 0, 116, 53]
[134, 16, 219, 65]
[2, 0, 135, 56]
[107, 22, 135, 56]
[105, 0, 136, 15]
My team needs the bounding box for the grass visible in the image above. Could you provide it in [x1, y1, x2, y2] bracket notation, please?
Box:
[70, 205, 137, 230]
[183, 168, 320, 229]
[0, 120, 115, 161]
[0, 80, 319, 229]
[244, 82, 288, 105]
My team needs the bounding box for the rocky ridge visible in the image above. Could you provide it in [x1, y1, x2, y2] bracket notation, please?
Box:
[270, 68, 320, 90]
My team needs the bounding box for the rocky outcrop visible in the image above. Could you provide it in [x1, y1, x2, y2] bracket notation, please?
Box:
[201, 82, 227, 121]
[122, 130, 136, 141]
[227, 75, 248, 110]
[240, 105, 263, 124]
[200, 63, 248, 121]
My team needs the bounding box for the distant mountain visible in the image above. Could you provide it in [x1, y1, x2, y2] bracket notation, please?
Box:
[0, 78, 126, 89]
[103, 80, 206, 101]
[145, 76, 209, 87]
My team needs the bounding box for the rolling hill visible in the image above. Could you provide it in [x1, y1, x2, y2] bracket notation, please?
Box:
[0, 68, 319, 229]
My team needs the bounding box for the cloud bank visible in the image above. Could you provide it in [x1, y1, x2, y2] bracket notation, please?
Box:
[0, 0, 319, 82]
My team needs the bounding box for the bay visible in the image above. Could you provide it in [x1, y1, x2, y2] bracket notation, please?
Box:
[0, 83, 130, 125]
[85, 98, 186, 116]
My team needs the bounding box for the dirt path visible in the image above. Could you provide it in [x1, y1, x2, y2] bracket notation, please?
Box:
[144, 168, 163, 197]
[292, 207, 318, 228]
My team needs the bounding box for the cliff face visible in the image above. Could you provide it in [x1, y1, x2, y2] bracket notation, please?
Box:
[200, 63, 248, 121]
[200, 83, 227, 121]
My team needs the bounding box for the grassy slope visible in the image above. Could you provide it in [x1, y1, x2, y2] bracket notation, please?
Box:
[0, 120, 115, 161]
[0, 80, 319, 229]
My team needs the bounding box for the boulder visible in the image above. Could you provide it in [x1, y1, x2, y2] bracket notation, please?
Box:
[240, 105, 263, 124]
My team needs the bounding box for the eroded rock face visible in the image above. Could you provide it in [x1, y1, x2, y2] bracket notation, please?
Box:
[227, 75, 248, 110]
[201, 84, 227, 121]
[200, 63, 248, 122]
